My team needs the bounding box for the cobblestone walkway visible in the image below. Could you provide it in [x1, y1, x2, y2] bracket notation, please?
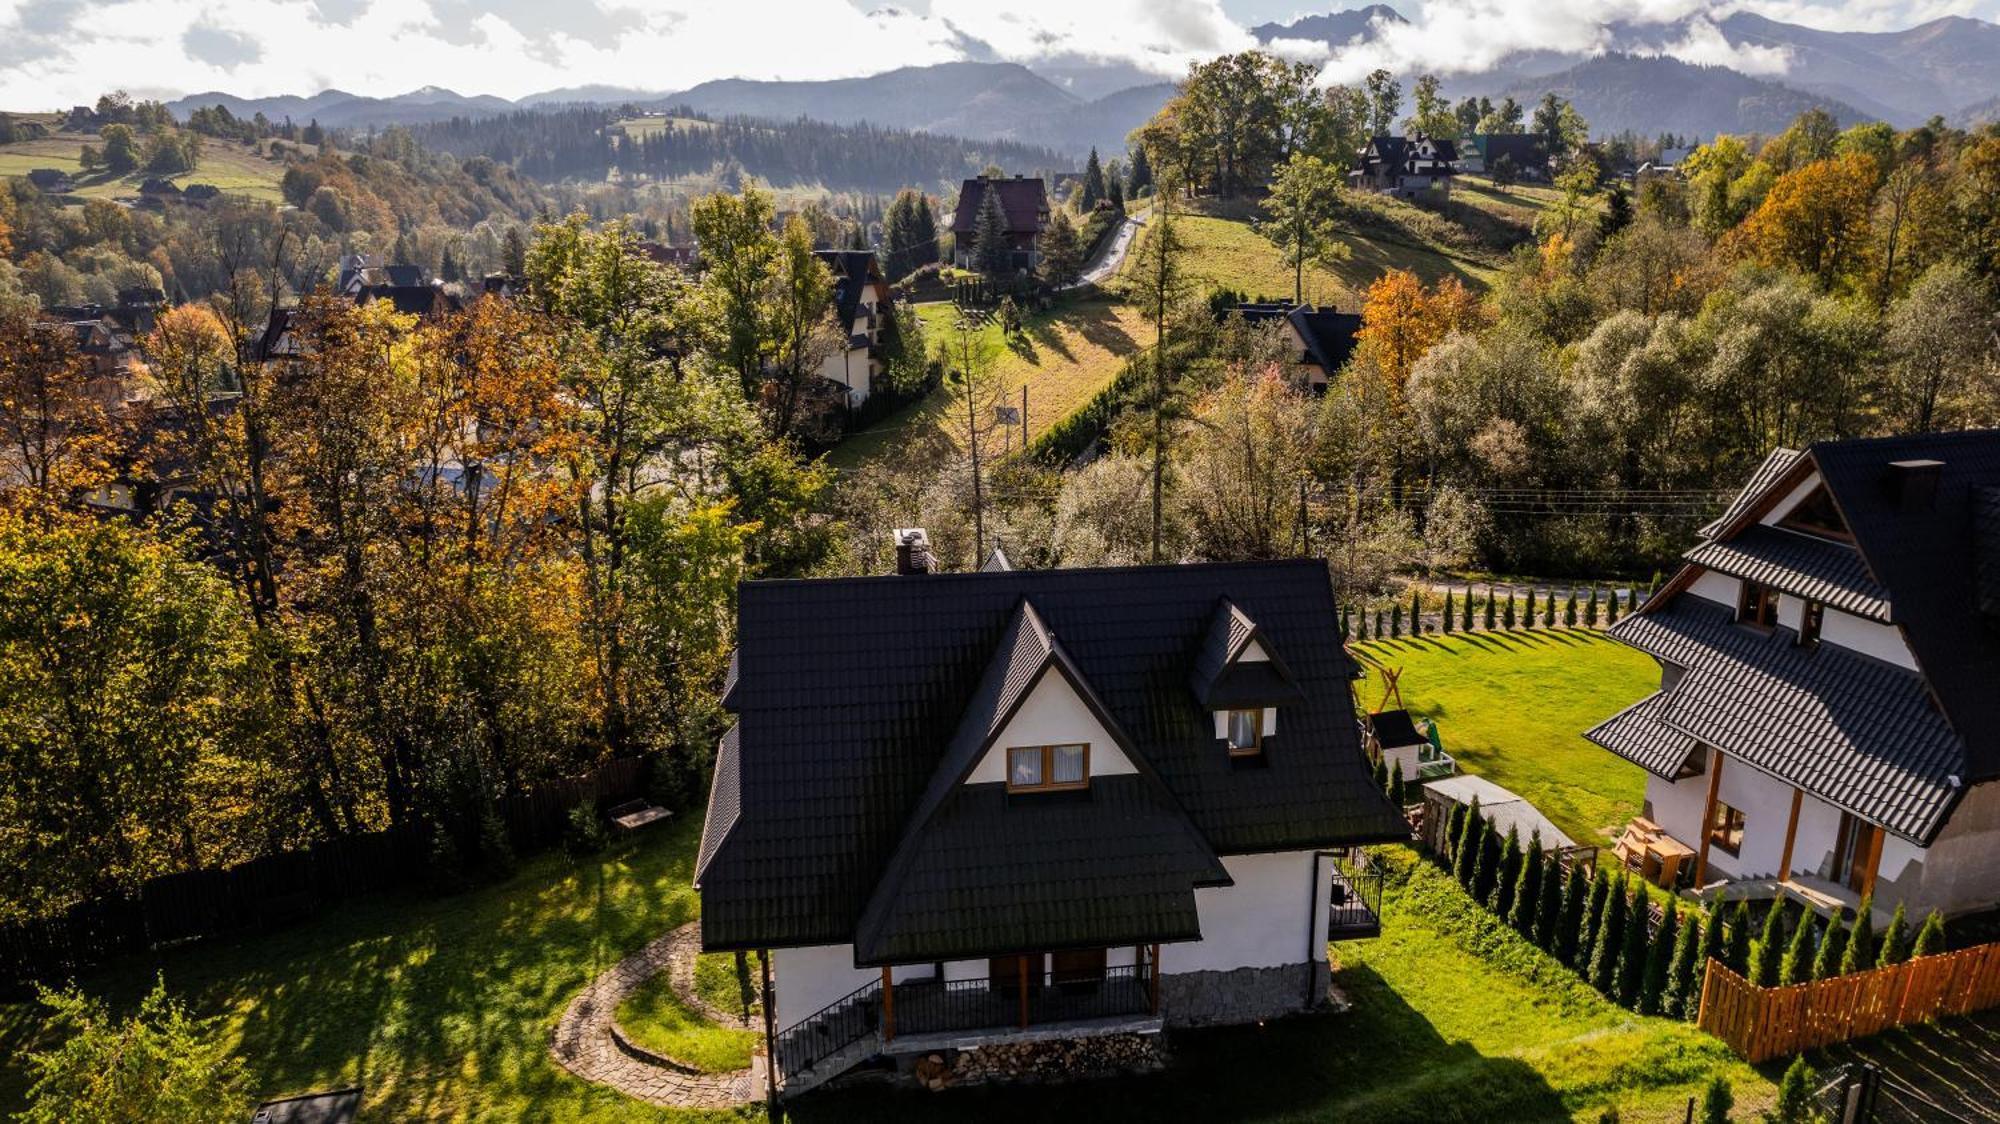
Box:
[550, 922, 764, 1109]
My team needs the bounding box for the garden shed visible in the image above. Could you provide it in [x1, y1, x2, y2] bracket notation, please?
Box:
[1419, 774, 1576, 856]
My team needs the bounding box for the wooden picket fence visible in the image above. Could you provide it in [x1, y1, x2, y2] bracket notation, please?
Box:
[1697, 942, 2000, 1062]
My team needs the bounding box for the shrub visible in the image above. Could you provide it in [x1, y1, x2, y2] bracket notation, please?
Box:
[1779, 909, 1817, 986]
[1840, 893, 1876, 973]
[1616, 886, 1650, 1004]
[1454, 799, 1486, 888]
[1544, 591, 1558, 626]
[1585, 586, 1600, 626]
[1503, 594, 1516, 629]
[1483, 588, 1497, 629]
[1771, 1056, 1817, 1124]
[1372, 754, 1389, 792]
[1472, 818, 1503, 905]
[1726, 899, 1754, 975]
[1376, 608, 1386, 637]
[1640, 900, 1677, 1014]
[1555, 861, 1589, 964]
[1813, 919, 1848, 980]
[1411, 589, 1423, 636]
[1590, 875, 1628, 993]
[1878, 903, 1911, 967]
[1511, 831, 1545, 936]
[1462, 586, 1475, 631]
[1533, 853, 1566, 950]
[1663, 908, 1702, 1018]
[20, 976, 248, 1124]
[1750, 901, 1788, 986]
[1606, 588, 1622, 625]
[1492, 826, 1523, 917]
[1912, 910, 1947, 958]
[1391, 603, 1403, 637]
[1445, 801, 1470, 866]
[1564, 589, 1578, 626]
[1524, 588, 1537, 627]
[564, 801, 610, 857]
[1701, 1074, 1733, 1124]
[1442, 589, 1455, 634]
[1578, 869, 1611, 970]
[1389, 759, 1407, 808]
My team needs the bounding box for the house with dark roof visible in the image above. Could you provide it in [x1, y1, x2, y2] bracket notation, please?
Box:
[696, 535, 1405, 1092]
[1458, 134, 1547, 180]
[1222, 303, 1362, 390]
[949, 176, 1049, 272]
[1350, 135, 1459, 198]
[1586, 431, 2000, 921]
[813, 249, 897, 408]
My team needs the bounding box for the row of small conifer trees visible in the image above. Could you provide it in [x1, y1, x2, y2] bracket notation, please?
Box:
[1440, 796, 1949, 1017]
[1342, 585, 1647, 642]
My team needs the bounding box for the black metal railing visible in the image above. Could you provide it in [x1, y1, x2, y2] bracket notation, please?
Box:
[1329, 850, 1385, 938]
[893, 961, 1154, 1038]
[771, 977, 882, 1079]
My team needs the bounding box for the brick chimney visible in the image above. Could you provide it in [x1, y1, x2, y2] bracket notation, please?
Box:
[894, 528, 935, 575]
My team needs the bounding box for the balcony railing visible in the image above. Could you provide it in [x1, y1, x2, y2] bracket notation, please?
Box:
[1329, 850, 1384, 939]
[771, 977, 881, 1079]
[891, 961, 1155, 1039]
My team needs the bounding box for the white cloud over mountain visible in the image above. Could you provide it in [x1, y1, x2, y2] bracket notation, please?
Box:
[0, 0, 1992, 108]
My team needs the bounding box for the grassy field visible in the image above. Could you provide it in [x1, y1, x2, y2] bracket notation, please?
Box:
[825, 296, 1146, 473]
[615, 953, 759, 1074]
[0, 136, 288, 201]
[1352, 630, 1659, 851]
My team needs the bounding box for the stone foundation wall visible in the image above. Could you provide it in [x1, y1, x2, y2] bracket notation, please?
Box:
[1159, 963, 1316, 1027]
[906, 1033, 1167, 1091]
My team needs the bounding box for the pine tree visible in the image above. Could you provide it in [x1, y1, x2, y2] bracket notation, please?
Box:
[1472, 818, 1502, 905]
[1445, 800, 1470, 866]
[1578, 869, 1611, 970]
[1772, 1056, 1817, 1124]
[1127, 143, 1153, 195]
[1512, 831, 1544, 935]
[972, 182, 1014, 276]
[1564, 589, 1578, 627]
[1107, 172, 1125, 210]
[1606, 588, 1622, 625]
[1534, 853, 1565, 950]
[1493, 827, 1523, 916]
[1590, 876, 1628, 993]
[1339, 607, 1351, 638]
[1585, 586, 1600, 627]
[1442, 589, 1455, 634]
[1372, 754, 1388, 792]
[1663, 908, 1702, 1018]
[439, 244, 461, 283]
[1454, 799, 1485, 889]
[1779, 910, 1817, 985]
[1912, 910, 1947, 958]
[1700, 1075, 1733, 1124]
[1544, 590, 1558, 626]
[1391, 603, 1403, 637]
[1524, 588, 1537, 628]
[1483, 588, 1496, 630]
[1376, 608, 1385, 637]
[1725, 899, 1754, 975]
[1640, 900, 1677, 1013]
[1389, 759, 1406, 808]
[1617, 887, 1650, 1004]
[1410, 589, 1423, 637]
[1750, 901, 1788, 986]
[1812, 918, 1848, 980]
[1080, 147, 1105, 211]
[1357, 611, 1370, 641]
[502, 226, 528, 276]
[1840, 894, 1876, 974]
[1698, 895, 1726, 971]
[1555, 862, 1590, 964]
[1878, 903, 1911, 967]
[1502, 594, 1516, 629]
[1462, 586, 1475, 631]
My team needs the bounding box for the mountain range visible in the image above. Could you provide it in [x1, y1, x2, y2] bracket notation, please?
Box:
[158, 6, 2000, 159]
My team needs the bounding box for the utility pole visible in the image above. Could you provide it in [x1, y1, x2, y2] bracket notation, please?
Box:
[957, 315, 986, 561]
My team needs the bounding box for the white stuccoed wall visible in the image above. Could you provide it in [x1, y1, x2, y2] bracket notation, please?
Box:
[1164, 851, 1323, 974]
[771, 944, 879, 1031]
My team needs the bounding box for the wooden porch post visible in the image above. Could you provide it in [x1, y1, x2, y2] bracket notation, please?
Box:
[1017, 955, 1030, 1029]
[758, 950, 778, 1105]
[1149, 943, 1161, 1015]
[1859, 826, 1887, 900]
[881, 966, 895, 1042]
[1778, 787, 1803, 883]
[1693, 751, 1725, 887]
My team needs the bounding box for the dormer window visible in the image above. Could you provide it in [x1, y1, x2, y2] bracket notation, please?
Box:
[1737, 581, 1778, 630]
[1227, 709, 1265, 756]
[1007, 744, 1088, 793]
[1798, 599, 1824, 649]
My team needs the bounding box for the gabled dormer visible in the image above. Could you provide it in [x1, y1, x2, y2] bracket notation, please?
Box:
[1191, 599, 1305, 761]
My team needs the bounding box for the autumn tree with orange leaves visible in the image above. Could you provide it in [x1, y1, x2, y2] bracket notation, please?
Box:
[1734, 152, 1879, 292]
[0, 308, 115, 513]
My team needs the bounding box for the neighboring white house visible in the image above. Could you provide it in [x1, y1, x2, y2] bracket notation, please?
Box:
[812, 250, 896, 408]
[1587, 432, 2000, 922]
[694, 537, 1407, 1093]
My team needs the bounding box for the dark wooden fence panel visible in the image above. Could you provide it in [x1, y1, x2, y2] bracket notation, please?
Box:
[1698, 943, 2000, 1062]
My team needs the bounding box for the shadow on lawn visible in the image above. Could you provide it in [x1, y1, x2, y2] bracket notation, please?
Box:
[786, 964, 1568, 1124]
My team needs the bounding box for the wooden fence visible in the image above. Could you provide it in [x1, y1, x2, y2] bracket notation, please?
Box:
[1697, 943, 2000, 1062]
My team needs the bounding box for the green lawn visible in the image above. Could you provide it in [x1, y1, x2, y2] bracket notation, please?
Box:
[1352, 630, 1659, 851]
[0, 136, 288, 201]
[827, 296, 1145, 473]
[615, 958, 758, 1074]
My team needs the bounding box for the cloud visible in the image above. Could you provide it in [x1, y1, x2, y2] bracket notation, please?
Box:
[182, 21, 265, 69]
[1643, 15, 1791, 74]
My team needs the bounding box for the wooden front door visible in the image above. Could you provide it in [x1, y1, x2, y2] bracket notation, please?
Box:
[1832, 813, 1881, 893]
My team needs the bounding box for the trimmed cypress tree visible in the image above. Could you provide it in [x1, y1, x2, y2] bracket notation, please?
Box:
[1372, 754, 1388, 792]
[1555, 861, 1589, 964]
[1878, 903, 1911, 967]
[1411, 589, 1424, 636]
[1640, 900, 1678, 1014]
[1442, 589, 1455, 634]
[1606, 588, 1622, 624]
[1357, 611, 1370, 641]
[1390, 603, 1402, 637]
[1339, 607, 1350, 638]
[1912, 910, 1947, 958]
[1840, 893, 1876, 974]
[1462, 586, 1475, 631]
[1779, 910, 1817, 985]
[1523, 589, 1537, 628]
[1564, 589, 1579, 627]
[1590, 875, 1628, 993]
[1483, 588, 1496, 629]
[1617, 888, 1650, 1005]
[1389, 759, 1406, 808]
[1472, 819, 1503, 906]
[1512, 831, 1545, 935]
[1698, 895, 1726, 970]
[1544, 590, 1559, 626]
[1534, 853, 1566, 950]
[1663, 907, 1702, 1018]
[1700, 1075, 1733, 1124]
[1503, 594, 1516, 629]
[1577, 869, 1611, 970]
[1812, 918, 1848, 980]
[1750, 901, 1788, 986]
[1772, 1056, 1818, 1124]
[1585, 586, 1600, 627]
[1493, 826, 1523, 917]
[1376, 608, 1385, 637]
[1444, 800, 1470, 866]
[1726, 899, 1754, 975]
[1454, 799, 1485, 889]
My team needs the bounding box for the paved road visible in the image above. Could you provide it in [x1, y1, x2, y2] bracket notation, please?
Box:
[1076, 213, 1143, 287]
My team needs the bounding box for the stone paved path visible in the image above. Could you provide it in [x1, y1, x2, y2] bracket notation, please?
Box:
[550, 921, 764, 1109]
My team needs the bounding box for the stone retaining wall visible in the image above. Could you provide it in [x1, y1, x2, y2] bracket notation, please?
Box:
[1159, 963, 1317, 1027]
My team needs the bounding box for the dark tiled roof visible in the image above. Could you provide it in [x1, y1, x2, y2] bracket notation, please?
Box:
[1975, 486, 2000, 618]
[1370, 709, 1426, 751]
[1700, 446, 1803, 537]
[1289, 308, 1361, 374]
[1685, 524, 1890, 622]
[357, 284, 459, 316]
[1610, 597, 1962, 842]
[695, 724, 741, 884]
[950, 178, 1047, 236]
[1583, 692, 1696, 778]
[816, 250, 883, 330]
[1813, 432, 2000, 782]
[699, 559, 1405, 952]
[852, 776, 1228, 964]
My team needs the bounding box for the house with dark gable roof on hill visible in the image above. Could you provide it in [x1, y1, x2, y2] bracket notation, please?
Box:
[949, 175, 1049, 272]
[1587, 431, 2000, 922]
[812, 249, 897, 408]
[694, 535, 1406, 1093]
[1350, 134, 1459, 199]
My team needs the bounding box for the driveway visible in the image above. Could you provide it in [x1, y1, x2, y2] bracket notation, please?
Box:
[1076, 213, 1143, 287]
